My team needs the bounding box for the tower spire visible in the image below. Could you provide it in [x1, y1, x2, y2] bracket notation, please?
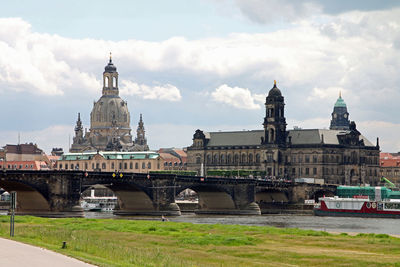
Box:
[135, 114, 149, 150]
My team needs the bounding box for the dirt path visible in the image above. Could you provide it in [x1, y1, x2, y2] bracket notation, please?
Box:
[0, 238, 96, 267]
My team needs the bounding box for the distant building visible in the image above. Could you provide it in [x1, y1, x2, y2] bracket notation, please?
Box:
[70, 56, 149, 152]
[380, 152, 400, 185]
[1, 143, 57, 170]
[4, 143, 44, 161]
[56, 151, 163, 173]
[0, 161, 50, 170]
[158, 148, 187, 170]
[187, 81, 380, 185]
[51, 148, 64, 156]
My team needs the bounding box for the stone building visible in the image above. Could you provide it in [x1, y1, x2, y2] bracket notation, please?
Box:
[158, 148, 187, 170]
[1, 143, 54, 170]
[187, 81, 380, 185]
[4, 143, 44, 161]
[57, 151, 163, 173]
[70, 56, 149, 152]
[380, 152, 400, 185]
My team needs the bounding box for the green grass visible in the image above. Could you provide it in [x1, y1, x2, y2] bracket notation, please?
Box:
[0, 215, 399, 266]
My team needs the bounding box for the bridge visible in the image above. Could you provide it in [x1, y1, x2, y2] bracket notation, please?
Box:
[0, 170, 336, 217]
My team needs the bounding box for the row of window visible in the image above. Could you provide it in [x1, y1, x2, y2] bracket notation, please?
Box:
[202, 153, 261, 165]
[271, 167, 378, 177]
[1, 164, 35, 169]
[60, 161, 154, 171]
[164, 162, 187, 167]
[290, 154, 378, 165]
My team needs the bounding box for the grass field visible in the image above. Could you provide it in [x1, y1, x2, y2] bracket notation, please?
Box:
[0, 215, 399, 266]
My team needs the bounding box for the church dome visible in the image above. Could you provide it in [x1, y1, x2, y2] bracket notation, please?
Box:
[90, 95, 130, 129]
[268, 80, 282, 97]
[104, 59, 117, 73]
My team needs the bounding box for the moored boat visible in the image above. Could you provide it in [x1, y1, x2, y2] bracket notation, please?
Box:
[314, 196, 400, 218]
[314, 186, 400, 218]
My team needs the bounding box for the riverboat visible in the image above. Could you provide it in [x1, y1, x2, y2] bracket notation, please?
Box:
[81, 197, 117, 212]
[314, 186, 400, 218]
[314, 196, 400, 218]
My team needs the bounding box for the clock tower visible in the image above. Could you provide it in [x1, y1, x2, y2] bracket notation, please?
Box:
[330, 92, 350, 130]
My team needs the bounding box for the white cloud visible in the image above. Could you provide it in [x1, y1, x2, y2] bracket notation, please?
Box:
[211, 84, 264, 109]
[230, 0, 321, 24]
[307, 87, 346, 102]
[120, 80, 181, 102]
[0, 125, 73, 154]
[215, 0, 400, 24]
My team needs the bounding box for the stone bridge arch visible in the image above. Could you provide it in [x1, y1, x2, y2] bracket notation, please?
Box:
[256, 189, 289, 204]
[176, 185, 236, 214]
[176, 180, 260, 215]
[82, 175, 180, 216]
[0, 180, 50, 214]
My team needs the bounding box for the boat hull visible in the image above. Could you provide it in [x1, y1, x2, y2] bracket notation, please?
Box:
[314, 209, 400, 218]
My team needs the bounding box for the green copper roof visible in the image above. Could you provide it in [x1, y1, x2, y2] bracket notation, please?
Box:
[334, 96, 347, 108]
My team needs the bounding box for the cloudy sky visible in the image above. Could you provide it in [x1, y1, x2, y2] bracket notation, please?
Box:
[1, 0, 400, 153]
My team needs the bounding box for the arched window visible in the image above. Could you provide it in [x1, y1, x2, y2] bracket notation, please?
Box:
[113, 77, 117, 87]
[269, 129, 275, 142]
[102, 163, 106, 169]
[213, 154, 218, 164]
[135, 163, 139, 169]
[105, 76, 110, 87]
[142, 162, 146, 169]
[130, 162, 133, 169]
[248, 154, 253, 164]
[196, 157, 201, 164]
[241, 154, 246, 163]
[255, 154, 260, 163]
[220, 154, 225, 164]
[234, 154, 239, 164]
[207, 155, 211, 164]
[148, 162, 151, 169]
[227, 154, 232, 164]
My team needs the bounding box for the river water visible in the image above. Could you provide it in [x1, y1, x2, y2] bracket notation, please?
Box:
[84, 212, 400, 236]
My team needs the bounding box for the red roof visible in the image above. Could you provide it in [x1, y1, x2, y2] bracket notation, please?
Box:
[380, 158, 400, 167]
[380, 152, 400, 160]
[159, 153, 180, 163]
[4, 144, 43, 155]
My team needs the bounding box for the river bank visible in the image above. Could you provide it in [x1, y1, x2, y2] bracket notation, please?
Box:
[0, 215, 399, 266]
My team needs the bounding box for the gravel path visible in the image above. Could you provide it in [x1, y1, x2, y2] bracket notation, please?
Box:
[0, 238, 96, 267]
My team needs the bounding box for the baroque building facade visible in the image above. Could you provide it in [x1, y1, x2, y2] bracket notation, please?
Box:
[70, 57, 149, 152]
[187, 81, 380, 185]
[57, 151, 163, 173]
